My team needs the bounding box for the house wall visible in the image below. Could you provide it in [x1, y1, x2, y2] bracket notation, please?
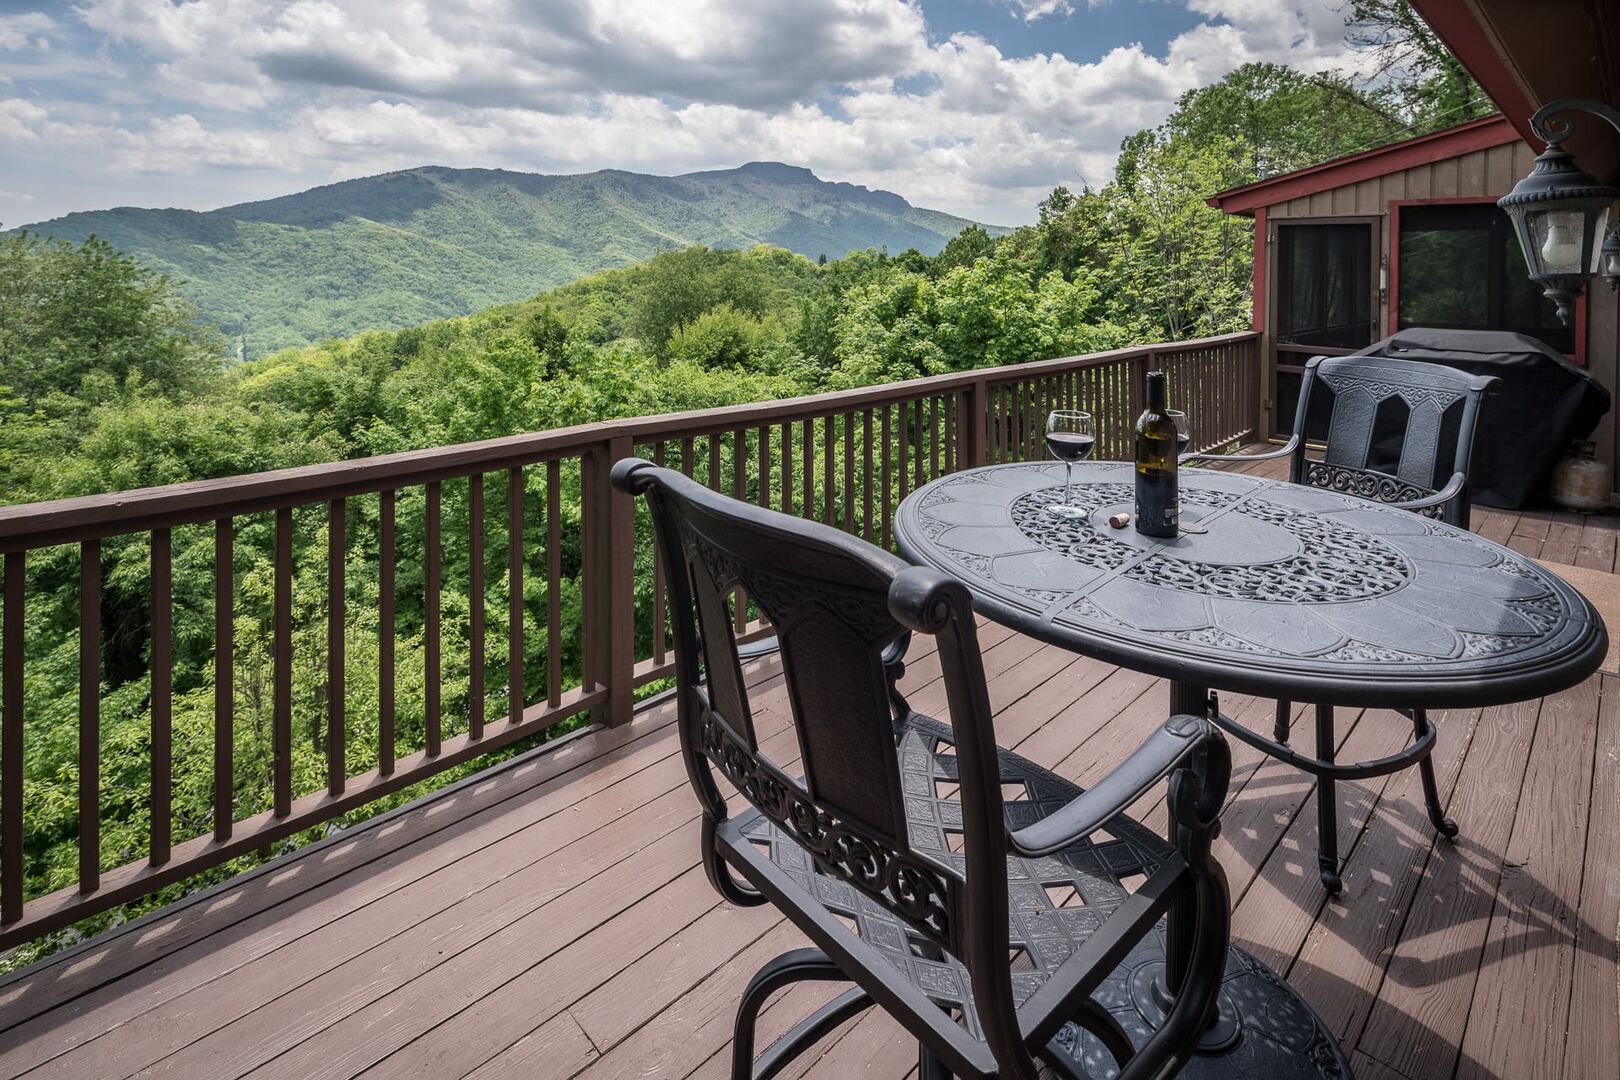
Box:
[1258, 138, 1620, 494]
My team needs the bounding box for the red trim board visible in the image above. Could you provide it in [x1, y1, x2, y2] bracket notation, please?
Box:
[1209, 116, 1520, 215]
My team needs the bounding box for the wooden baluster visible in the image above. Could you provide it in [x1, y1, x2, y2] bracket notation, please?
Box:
[863, 409, 874, 542]
[214, 520, 233, 840]
[547, 460, 562, 709]
[1015, 380, 1026, 461]
[273, 510, 292, 816]
[3, 552, 24, 923]
[914, 400, 926, 486]
[780, 421, 793, 516]
[1025, 380, 1037, 461]
[1206, 348, 1217, 446]
[599, 435, 635, 727]
[880, 405, 893, 548]
[468, 475, 484, 741]
[899, 403, 911, 504]
[327, 500, 346, 795]
[1003, 383, 1014, 462]
[379, 492, 395, 776]
[732, 430, 746, 633]
[1111, 362, 1124, 457]
[1007, 383, 1018, 462]
[802, 419, 814, 521]
[987, 385, 998, 463]
[933, 395, 946, 479]
[79, 540, 100, 892]
[757, 425, 771, 511]
[842, 411, 855, 533]
[509, 467, 524, 726]
[150, 529, 171, 867]
[1095, 366, 1104, 455]
[708, 435, 721, 493]
[425, 483, 442, 757]
[651, 443, 666, 666]
[822, 416, 835, 527]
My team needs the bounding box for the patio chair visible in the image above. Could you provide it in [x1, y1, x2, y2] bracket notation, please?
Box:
[1184, 353, 1499, 893]
[613, 458, 1235, 1080]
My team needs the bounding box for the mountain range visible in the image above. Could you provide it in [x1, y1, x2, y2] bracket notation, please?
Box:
[14, 162, 998, 357]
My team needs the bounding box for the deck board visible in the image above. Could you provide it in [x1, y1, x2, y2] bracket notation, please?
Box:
[1351, 695, 1546, 1079]
[0, 449, 1615, 1080]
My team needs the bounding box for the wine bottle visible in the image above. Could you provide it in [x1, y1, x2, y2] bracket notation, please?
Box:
[1135, 371, 1179, 538]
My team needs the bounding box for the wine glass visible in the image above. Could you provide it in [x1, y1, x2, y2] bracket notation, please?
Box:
[1045, 410, 1094, 518]
[1168, 409, 1191, 458]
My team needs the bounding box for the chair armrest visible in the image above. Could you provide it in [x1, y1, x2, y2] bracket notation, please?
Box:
[1180, 434, 1299, 467]
[1007, 715, 1216, 858]
[1389, 472, 1466, 513]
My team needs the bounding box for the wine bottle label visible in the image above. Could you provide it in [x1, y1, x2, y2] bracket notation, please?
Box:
[1135, 473, 1178, 537]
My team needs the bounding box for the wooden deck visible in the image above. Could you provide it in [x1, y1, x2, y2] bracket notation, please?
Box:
[0, 454, 1616, 1080]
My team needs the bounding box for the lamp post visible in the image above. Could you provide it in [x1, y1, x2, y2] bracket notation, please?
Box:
[1498, 97, 1620, 324]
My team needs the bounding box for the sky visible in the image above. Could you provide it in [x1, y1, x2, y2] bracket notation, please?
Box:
[0, 1, 1367, 229]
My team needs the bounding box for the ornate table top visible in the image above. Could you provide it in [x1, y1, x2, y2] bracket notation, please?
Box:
[894, 462, 1606, 708]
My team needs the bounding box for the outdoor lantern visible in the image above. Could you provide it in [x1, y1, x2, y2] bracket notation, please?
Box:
[1499, 97, 1620, 324]
[1603, 226, 1620, 287]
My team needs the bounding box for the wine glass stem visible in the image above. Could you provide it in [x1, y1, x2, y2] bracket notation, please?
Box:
[1064, 463, 1073, 508]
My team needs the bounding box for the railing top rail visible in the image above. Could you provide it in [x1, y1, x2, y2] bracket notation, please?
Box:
[0, 332, 1257, 549]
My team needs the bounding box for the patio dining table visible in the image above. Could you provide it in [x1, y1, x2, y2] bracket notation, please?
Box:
[893, 459, 1606, 721]
[890, 458, 1607, 1077]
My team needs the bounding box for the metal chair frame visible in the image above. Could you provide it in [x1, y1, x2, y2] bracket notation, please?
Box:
[613, 458, 1235, 1080]
[1185, 353, 1499, 892]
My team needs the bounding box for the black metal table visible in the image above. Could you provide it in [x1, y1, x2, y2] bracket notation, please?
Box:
[895, 461, 1605, 713]
[894, 459, 1607, 1079]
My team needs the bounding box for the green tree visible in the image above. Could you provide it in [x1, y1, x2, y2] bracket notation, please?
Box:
[1347, 0, 1490, 127]
[936, 225, 997, 273]
[0, 232, 222, 405]
[1125, 63, 1403, 186]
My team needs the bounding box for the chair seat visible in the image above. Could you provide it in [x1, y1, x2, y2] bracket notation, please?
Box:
[727, 712, 1171, 1063]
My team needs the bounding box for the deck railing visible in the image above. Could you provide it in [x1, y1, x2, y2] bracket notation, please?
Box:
[0, 330, 1258, 949]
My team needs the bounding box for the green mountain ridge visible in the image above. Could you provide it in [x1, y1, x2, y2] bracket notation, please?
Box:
[11, 162, 1002, 356]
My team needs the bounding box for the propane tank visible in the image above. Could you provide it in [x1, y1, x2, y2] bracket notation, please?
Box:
[1549, 440, 1613, 512]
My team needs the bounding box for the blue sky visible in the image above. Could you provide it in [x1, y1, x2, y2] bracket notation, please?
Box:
[0, 1, 1360, 227]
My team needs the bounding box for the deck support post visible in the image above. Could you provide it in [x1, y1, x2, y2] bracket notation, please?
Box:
[589, 434, 637, 727]
[961, 377, 988, 469]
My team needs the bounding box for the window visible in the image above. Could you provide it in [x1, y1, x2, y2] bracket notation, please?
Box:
[1397, 203, 1574, 354]
[1276, 223, 1374, 350]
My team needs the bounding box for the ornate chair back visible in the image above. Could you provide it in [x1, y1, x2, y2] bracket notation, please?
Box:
[1291, 353, 1499, 527]
[613, 459, 1033, 1067]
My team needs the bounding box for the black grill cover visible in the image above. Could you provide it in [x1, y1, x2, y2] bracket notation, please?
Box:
[1354, 328, 1610, 509]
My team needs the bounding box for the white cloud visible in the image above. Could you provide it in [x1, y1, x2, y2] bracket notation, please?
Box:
[1002, 1, 1075, 21]
[0, 12, 54, 52]
[76, 0, 932, 111]
[0, 99, 48, 141]
[5, 1, 1364, 225]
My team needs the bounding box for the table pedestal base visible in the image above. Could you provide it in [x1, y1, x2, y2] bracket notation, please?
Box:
[1048, 920, 1352, 1079]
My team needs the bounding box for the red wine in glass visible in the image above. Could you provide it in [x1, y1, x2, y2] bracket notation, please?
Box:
[1046, 431, 1096, 461]
[1046, 410, 1094, 518]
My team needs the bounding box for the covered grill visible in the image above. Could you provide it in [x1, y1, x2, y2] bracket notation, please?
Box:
[1355, 327, 1610, 509]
